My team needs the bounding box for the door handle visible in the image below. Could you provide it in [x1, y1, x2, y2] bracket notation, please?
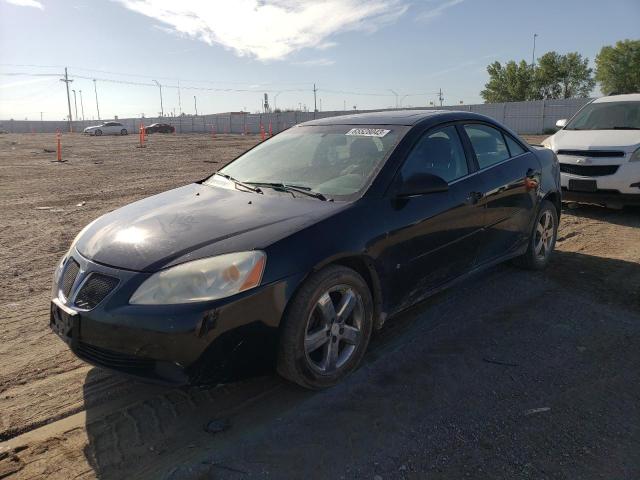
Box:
[466, 191, 484, 204]
[525, 168, 540, 190]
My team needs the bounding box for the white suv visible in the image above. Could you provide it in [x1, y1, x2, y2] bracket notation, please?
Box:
[542, 93, 640, 208]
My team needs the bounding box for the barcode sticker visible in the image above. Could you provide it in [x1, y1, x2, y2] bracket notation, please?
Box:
[345, 128, 390, 137]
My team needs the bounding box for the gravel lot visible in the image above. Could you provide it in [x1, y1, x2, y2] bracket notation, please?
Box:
[0, 132, 638, 479]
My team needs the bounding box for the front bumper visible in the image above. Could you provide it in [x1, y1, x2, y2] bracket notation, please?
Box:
[561, 188, 640, 206]
[50, 250, 304, 385]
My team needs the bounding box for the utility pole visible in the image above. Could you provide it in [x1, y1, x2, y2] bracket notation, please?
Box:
[153, 80, 164, 117]
[59, 67, 73, 132]
[313, 83, 318, 117]
[72, 89, 78, 123]
[79, 90, 85, 121]
[531, 33, 538, 68]
[93, 79, 101, 120]
[193, 95, 198, 116]
[177, 79, 182, 115]
[438, 88, 444, 107]
[343, 100, 346, 112]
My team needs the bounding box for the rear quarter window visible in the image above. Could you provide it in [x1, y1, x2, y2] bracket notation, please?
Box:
[505, 135, 526, 156]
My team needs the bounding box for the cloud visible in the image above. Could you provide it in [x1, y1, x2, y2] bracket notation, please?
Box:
[293, 58, 336, 67]
[416, 0, 464, 22]
[4, 0, 44, 9]
[0, 77, 54, 89]
[115, 0, 408, 61]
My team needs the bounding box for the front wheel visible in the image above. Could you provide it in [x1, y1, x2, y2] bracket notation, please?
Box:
[95, 129, 102, 136]
[513, 199, 558, 270]
[277, 265, 373, 389]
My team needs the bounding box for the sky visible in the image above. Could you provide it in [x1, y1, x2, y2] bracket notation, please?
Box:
[0, 0, 638, 121]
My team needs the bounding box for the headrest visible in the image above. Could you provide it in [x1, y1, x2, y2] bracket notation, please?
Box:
[349, 138, 380, 160]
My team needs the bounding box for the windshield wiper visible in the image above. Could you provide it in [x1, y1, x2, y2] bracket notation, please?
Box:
[246, 182, 328, 201]
[611, 126, 640, 130]
[214, 172, 263, 194]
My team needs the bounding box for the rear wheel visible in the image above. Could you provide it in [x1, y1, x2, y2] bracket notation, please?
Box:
[120, 128, 128, 135]
[513, 199, 558, 270]
[277, 265, 373, 389]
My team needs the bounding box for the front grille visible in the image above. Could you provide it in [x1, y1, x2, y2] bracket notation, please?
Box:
[560, 164, 619, 177]
[75, 341, 154, 371]
[60, 259, 80, 298]
[75, 273, 119, 309]
[558, 149, 625, 158]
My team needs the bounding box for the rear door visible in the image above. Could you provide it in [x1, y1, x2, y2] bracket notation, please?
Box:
[461, 123, 540, 264]
[384, 124, 487, 310]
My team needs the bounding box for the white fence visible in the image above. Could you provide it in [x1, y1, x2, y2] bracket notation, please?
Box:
[1, 98, 591, 135]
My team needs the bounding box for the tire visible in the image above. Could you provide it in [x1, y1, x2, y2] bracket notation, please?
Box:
[120, 129, 128, 135]
[513, 199, 558, 270]
[95, 129, 102, 136]
[277, 265, 373, 390]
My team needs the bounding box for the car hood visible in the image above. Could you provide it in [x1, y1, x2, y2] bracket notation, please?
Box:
[75, 182, 346, 272]
[84, 125, 102, 130]
[551, 129, 640, 152]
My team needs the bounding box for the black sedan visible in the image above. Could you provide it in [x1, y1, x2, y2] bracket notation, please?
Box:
[145, 123, 175, 134]
[50, 110, 561, 389]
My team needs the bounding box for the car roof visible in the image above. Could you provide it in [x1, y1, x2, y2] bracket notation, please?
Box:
[593, 93, 640, 103]
[301, 109, 487, 126]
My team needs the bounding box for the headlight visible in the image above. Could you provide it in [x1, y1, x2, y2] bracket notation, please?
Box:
[541, 138, 553, 149]
[129, 251, 266, 305]
[631, 147, 640, 162]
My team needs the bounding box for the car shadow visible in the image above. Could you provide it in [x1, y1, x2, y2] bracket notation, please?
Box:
[81, 249, 640, 479]
[562, 203, 640, 228]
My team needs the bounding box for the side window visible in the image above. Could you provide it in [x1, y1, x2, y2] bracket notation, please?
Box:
[505, 134, 526, 156]
[464, 124, 510, 169]
[401, 125, 468, 183]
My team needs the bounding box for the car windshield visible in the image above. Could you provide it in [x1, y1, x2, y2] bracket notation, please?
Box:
[565, 101, 640, 130]
[207, 125, 407, 198]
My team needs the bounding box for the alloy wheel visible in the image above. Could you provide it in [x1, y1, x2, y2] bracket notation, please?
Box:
[304, 285, 364, 375]
[534, 210, 555, 260]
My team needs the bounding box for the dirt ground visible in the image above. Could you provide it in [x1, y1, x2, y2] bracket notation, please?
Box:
[0, 133, 638, 479]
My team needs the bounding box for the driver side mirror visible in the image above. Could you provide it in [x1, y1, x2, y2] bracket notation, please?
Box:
[397, 173, 449, 197]
[555, 119, 568, 129]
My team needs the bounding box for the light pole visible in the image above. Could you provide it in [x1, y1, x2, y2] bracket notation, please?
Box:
[531, 33, 538, 67]
[93, 79, 101, 120]
[194, 95, 198, 116]
[274, 92, 283, 111]
[153, 79, 164, 117]
[72, 89, 78, 124]
[388, 89, 399, 108]
[79, 90, 85, 121]
[399, 94, 410, 107]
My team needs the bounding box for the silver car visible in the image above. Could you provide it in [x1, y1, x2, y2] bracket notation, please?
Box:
[83, 121, 128, 136]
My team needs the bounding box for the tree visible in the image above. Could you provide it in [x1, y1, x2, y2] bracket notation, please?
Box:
[533, 51, 595, 99]
[595, 39, 640, 95]
[481, 60, 534, 103]
[481, 51, 596, 103]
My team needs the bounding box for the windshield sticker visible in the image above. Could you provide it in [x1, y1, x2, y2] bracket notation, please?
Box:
[345, 128, 390, 137]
